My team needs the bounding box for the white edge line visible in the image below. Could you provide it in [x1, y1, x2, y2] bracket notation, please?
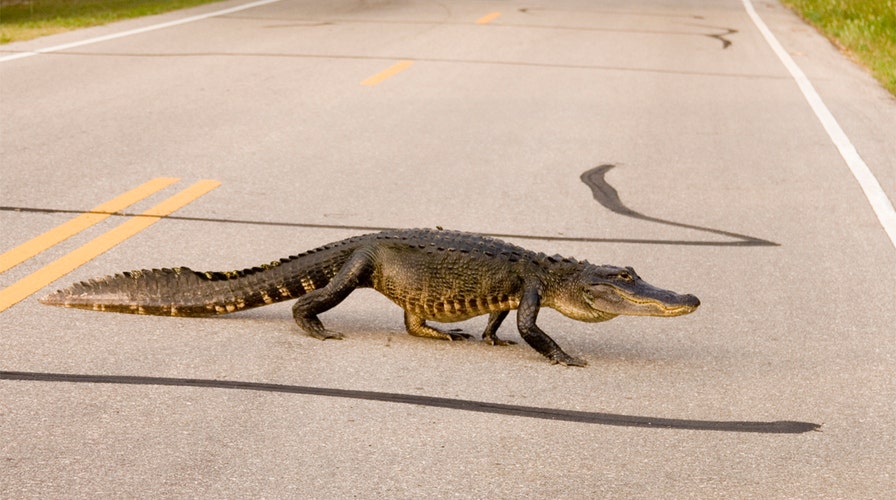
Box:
[742, 0, 896, 251]
[0, 0, 283, 63]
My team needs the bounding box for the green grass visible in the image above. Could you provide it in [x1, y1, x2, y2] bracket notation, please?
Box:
[0, 0, 226, 43]
[780, 0, 896, 95]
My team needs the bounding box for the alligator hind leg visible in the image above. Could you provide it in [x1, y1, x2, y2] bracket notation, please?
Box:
[482, 311, 516, 346]
[404, 311, 471, 341]
[291, 250, 374, 340]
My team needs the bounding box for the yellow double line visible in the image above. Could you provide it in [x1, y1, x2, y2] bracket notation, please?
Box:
[0, 178, 220, 313]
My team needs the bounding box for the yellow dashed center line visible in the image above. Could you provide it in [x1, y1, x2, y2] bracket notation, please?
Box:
[476, 12, 501, 25]
[361, 60, 415, 86]
[0, 177, 180, 274]
[359, 12, 499, 86]
[0, 179, 221, 313]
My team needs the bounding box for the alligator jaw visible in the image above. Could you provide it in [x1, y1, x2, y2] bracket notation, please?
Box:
[655, 294, 701, 316]
[614, 288, 700, 317]
[585, 283, 700, 318]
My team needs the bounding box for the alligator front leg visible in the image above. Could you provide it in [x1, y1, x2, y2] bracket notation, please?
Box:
[291, 250, 374, 340]
[404, 311, 472, 341]
[482, 310, 515, 346]
[517, 285, 586, 366]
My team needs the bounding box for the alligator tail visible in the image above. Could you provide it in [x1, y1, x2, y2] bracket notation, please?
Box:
[39, 237, 366, 316]
[39, 264, 306, 316]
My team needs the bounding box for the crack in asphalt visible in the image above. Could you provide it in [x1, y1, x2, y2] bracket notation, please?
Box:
[0, 50, 780, 79]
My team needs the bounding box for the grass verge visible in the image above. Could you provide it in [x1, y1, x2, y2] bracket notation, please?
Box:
[780, 0, 896, 96]
[0, 0, 225, 43]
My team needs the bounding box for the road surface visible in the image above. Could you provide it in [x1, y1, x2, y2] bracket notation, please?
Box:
[2, 0, 894, 497]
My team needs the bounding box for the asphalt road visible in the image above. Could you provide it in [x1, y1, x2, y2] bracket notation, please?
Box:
[2, 0, 895, 497]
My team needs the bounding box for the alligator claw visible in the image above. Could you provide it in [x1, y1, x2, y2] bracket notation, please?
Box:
[483, 337, 517, 346]
[550, 352, 587, 367]
[447, 331, 472, 341]
[309, 330, 344, 340]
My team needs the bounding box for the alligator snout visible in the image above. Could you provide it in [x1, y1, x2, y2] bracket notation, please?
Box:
[681, 294, 700, 309]
[665, 293, 700, 316]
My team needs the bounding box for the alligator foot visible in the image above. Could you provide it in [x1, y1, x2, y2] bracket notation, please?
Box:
[405, 312, 471, 341]
[483, 336, 517, 347]
[549, 351, 587, 367]
[293, 311, 343, 340]
[308, 329, 344, 340]
[481, 311, 512, 346]
[446, 329, 473, 341]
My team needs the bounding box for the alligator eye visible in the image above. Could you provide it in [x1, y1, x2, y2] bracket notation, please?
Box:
[616, 272, 634, 282]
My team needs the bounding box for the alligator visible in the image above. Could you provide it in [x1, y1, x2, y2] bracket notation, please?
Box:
[39, 228, 700, 366]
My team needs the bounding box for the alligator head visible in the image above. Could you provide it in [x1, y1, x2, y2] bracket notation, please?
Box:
[553, 264, 700, 322]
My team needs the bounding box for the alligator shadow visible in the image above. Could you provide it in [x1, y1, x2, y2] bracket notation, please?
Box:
[1, 371, 819, 434]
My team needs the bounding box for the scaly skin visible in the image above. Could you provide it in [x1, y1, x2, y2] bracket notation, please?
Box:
[40, 228, 700, 366]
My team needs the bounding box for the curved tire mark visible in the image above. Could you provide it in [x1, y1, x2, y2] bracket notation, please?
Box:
[707, 27, 738, 49]
[581, 164, 778, 247]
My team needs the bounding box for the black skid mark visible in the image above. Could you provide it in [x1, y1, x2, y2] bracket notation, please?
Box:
[581, 164, 777, 247]
[1, 371, 820, 433]
[705, 27, 737, 49]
